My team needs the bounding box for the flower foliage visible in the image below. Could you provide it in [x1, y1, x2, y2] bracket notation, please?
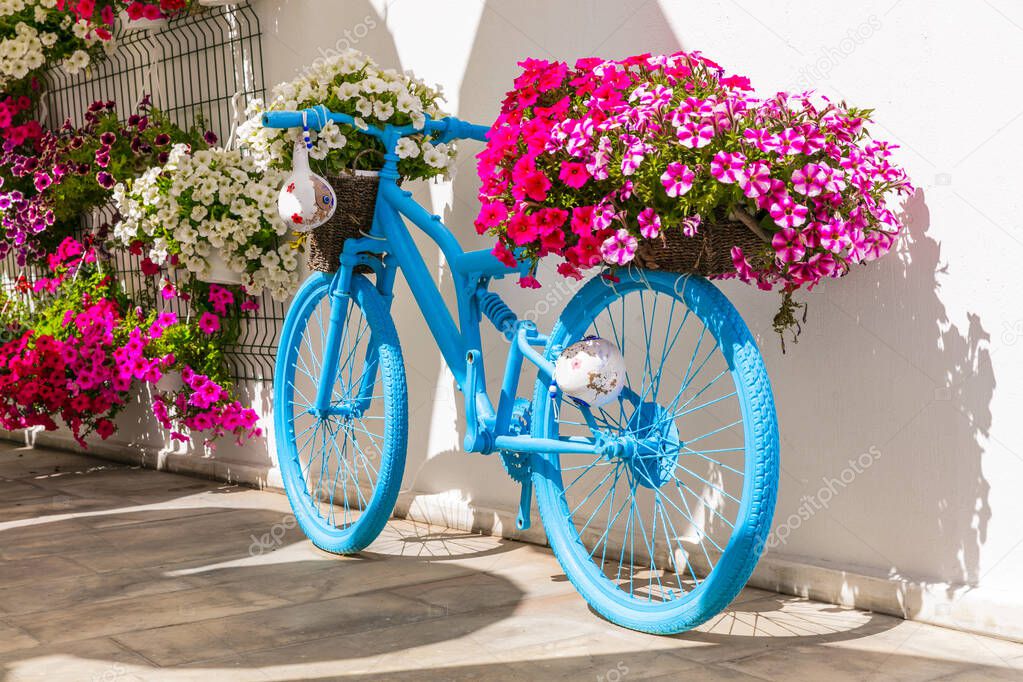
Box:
[0, 97, 206, 262]
[476, 51, 914, 301]
[240, 49, 457, 180]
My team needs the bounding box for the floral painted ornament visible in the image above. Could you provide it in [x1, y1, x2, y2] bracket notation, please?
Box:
[277, 114, 336, 232]
[552, 336, 626, 409]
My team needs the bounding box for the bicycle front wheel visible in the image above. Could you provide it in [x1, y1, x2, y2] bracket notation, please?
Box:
[532, 270, 778, 634]
[274, 272, 408, 554]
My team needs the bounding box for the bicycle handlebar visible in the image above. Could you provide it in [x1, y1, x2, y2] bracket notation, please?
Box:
[261, 105, 490, 144]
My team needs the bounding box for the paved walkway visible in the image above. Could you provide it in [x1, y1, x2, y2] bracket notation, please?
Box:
[1, 443, 1022, 681]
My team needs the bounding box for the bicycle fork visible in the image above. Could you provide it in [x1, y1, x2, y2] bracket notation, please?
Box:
[313, 255, 394, 418]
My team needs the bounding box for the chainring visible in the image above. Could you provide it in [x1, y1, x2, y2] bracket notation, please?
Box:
[499, 398, 533, 483]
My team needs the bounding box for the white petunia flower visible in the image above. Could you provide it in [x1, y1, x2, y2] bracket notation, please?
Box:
[395, 138, 420, 159]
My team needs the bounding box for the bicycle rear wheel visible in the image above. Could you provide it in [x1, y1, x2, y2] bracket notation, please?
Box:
[274, 272, 408, 554]
[532, 270, 778, 634]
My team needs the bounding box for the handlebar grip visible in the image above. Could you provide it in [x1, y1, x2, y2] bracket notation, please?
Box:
[261, 106, 338, 131]
[261, 111, 305, 129]
[436, 118, 491, 144]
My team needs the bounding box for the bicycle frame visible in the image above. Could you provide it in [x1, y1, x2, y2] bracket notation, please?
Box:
[263, 108, 611, 474]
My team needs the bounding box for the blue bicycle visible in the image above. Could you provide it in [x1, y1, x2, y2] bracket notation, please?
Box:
[264, 107, 779, 634]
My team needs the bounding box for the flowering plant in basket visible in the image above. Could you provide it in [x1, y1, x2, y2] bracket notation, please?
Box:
[112, 143, 298, 299]
[239, 49, 456, 179]
[476, 51, 913, 338]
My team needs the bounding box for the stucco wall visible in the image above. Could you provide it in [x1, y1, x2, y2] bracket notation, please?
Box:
[15, 0, 1022, 640]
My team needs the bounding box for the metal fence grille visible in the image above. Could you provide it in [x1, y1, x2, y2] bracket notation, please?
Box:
[2, 2, 285, 382]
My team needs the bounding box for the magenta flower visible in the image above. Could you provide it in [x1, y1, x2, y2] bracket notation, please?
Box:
[208, 285, 235, 316]
[682, 214, 702, 237]
[620, 135, 651, 176]
[559, 162, 590, 188]
[772, 228, 806, 263]
[638, 208, 661, 239]
[474, 201, 508, 235]
[710, 151, 746, 184]
[768, 194, 809, 228]
[774, 127, 806, 156]
[817, 218, 848, 253]
[660, 162, 694, 197]
[742, 161, 772, 198]
[518, 275, 542, 289]
[676, 120, 714, 149]
[791, 162, 830, 197]
[198, 312, 221, 335]
[600, 229, 638, 266]
[506, 213, 540, 246]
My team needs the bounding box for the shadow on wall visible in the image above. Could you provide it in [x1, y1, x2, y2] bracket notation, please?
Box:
[396, 0, 689, 529]
[885, 189, 993, 596]
[745, 186, 994, 613]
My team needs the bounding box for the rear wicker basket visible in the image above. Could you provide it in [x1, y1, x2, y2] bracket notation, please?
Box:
[633, 219, 766, 277]
[306, 173, 380, 273]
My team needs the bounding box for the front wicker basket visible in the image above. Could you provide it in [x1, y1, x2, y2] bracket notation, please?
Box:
[306, 173, 380, 273]
[633, 219, 766, 277]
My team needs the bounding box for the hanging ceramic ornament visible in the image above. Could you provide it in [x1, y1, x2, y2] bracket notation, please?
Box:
[277, 113, 336, 232]
[552, 336, 626, 408]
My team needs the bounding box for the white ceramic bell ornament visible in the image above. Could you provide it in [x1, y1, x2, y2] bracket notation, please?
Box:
[277, 113, 336, 232]
[553, 336, 626, 408]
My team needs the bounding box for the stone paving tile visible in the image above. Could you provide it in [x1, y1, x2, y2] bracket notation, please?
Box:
[5, 585, 288, 645]
[0, 620, 40, 655]
[0, 567, 196, 617]
[111, 590, 451, 666]
[0, 554, 95, 589]
[0, 636, 154, 682]
[2, 446, 1023, 682]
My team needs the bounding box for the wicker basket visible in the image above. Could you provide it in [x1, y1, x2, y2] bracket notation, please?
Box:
[633, 218, 767, 277]
[306, 173, 380, 273]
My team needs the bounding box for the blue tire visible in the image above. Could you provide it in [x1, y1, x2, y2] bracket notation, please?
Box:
[531, 270, 779, 634]
[274, 272, 407, 554]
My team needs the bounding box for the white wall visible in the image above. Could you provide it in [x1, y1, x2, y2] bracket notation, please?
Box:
[22, 0, 1022, 640]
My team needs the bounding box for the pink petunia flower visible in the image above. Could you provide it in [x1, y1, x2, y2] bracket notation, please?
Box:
[198, 312, 221, 335]
[676, 120, 715, 149]
[600, 229, 638, 266]
[518, 275, 542, 289]
[742, 161, 772, 198]
[768, 194, 809, 228]
[660, 162, 694, 197]
[774, 127, 806, 156]
[559, 162, 591, 188]
[638, 208, 661, 239]
[475, 201, 508, 235]
[619, 135, 651, 176]
[710, 151, 747, 184]
[682, 214, 702, 237]
[772, 228, 806, 263]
